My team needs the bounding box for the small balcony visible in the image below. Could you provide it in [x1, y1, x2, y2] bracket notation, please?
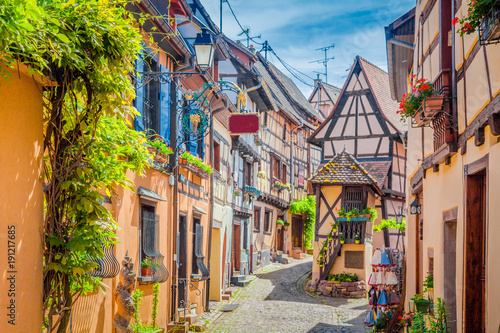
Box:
[244, 185, 260, 197]
[336, 220, 367, 245]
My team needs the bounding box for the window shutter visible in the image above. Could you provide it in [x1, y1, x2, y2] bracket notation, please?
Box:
[158, 65, 171, 144]
[134, 54, 145, 132]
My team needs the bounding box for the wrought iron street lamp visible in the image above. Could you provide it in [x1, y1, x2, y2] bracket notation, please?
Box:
[193, 28, 215, 69]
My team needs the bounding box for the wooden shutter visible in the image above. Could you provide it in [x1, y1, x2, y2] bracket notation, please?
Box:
[134, 53, 145, 132]
[342, 187, 365, 211]
[298, 167, 305, 186]
[158, 64, 171, 144]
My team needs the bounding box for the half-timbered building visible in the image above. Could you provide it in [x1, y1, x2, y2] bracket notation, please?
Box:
[387, 1, 500, 330]
[253, 53, 323, 263]
[308, 56, 407, 250]
[308, 79, 341, 119]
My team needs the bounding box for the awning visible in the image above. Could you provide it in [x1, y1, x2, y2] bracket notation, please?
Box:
[137, 187, 166, 202]
[193, 205, 208, 215]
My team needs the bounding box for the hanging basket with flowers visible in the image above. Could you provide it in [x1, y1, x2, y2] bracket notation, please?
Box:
[398, 76, 443, 127]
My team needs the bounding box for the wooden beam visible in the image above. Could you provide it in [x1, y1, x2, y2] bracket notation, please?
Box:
[489, 113, 500, 136]
[475, 127, 485, 146]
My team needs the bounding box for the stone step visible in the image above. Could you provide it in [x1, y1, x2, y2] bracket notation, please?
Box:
[193, 322, 207, 332]
[231, 275, 247, 283]
[233, 278, 250, 287]
[223, 289, 234, 296]
[178, 313, 198, 325]
[167, 321, 189, 333]
[221, 294, 230, 301]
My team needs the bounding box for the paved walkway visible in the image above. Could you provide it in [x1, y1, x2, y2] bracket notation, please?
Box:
[205, 257, 370, 333]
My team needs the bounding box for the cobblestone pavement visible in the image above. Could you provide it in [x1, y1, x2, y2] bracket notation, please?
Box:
[205, 256, 370, 333]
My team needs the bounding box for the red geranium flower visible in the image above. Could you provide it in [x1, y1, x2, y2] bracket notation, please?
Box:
[452, 17, 459, 26]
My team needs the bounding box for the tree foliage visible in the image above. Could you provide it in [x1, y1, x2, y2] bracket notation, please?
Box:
[373, 218, 406, 233]
[0, 0, 149, 331]
[289, 196, 316, 249]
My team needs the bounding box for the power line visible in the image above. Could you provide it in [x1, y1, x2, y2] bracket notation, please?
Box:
[224, 0, 264, 46]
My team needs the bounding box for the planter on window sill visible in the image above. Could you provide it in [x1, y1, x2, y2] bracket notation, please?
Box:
[141, 267, 153, 277]
[336, 217, 370, 222]
[179, 158, 210, 179]
[147, 147, 171, 164]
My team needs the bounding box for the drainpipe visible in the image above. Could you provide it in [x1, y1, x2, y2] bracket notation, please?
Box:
[451, 0, 457, 124]
[170, 77, 179, 322]
[205, 96, 215, 313]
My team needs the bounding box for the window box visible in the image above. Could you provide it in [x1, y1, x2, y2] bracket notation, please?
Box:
[480, 4, 500, 43]
[336, 217, 370, 222]
[179, 157, 210, 179]
[412, 95, 445, 127]
[245, 185, 260, 197]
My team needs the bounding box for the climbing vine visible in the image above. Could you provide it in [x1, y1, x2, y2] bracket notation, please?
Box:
[289, 196, 316, 249]
[0, 0, 150, 332]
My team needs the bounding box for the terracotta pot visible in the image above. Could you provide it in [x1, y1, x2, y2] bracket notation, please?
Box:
[423, 95, 444, 118]
[141, 267, 153, 277]
[413, 110, 432, 127]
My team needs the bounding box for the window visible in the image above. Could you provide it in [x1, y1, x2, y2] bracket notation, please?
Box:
[213, 140, 220, 172]
[254, 207, 261, 231]
[140, 203, 167, 283]
[245, 161, 252, 185]
[342, 187, 365, 211]
[264, 210, 272, 233]
[135, 50, 171, 144]
[271, 155, 280, 180]
[282, 164, 287, 183]
[298, 167, 305, 186]
[297, 129, 304, 147]
[192, 217, 200, 274]
[283, 122, 287, 140]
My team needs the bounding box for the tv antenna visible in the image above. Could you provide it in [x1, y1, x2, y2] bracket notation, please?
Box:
[309, 43, 335, 84]
[237, 27, 261, 48]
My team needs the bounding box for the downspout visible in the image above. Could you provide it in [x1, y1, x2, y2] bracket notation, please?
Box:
[170, 77, 179, 322]
[451, 0, 457, 127]
[205, 98, 215, 313]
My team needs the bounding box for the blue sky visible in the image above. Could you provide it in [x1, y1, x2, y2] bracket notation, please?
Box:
[202, 0, 415, 97]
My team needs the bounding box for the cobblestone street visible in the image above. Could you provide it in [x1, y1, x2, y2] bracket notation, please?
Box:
[205, 257, 370, 333]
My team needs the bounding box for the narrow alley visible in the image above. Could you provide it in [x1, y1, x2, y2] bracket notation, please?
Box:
[206, 257, 370, 333]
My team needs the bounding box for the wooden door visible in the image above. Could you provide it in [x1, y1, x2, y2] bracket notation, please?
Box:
[232, 223, 241, 273]
[276, 226, 284, 251]
[465, 170, 486, 332]
[444, 221, 457, 333]
[292, 215, 303, 248]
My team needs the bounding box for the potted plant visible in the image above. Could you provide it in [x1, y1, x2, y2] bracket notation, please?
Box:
[453, 0, 500, 40]
[423, 272, 434, 300]
[327, 233, 332, 241]
[148, 135, 173, 164]
[363, 207, 379, 222]
[339, 233, 345, 244]
[398, 76, 442, 126]
[257, 170, 267, 179]
[335, 207, 348, 221]
[354, 233, 360, 244]
[276, 219, 284, 226]
[234, 188, 242, 197]
[141, 257, 156, 277]
[331, 222, 338, 233]
[410, 294, 432, 313]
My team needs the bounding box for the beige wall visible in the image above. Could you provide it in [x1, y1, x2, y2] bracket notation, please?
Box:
[0, 65, 44, 332]
[404, 2, 500, 330]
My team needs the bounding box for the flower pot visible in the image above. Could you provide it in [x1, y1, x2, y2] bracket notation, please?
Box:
[332, 228, 337, 233]
[423, 95, 444, 118]
[340, 240, 345, 244]
[141, 267, 153, 277]
[355, 240, 360, 244]
[413, 110, 432, 127]
[410, 298, 432, 313]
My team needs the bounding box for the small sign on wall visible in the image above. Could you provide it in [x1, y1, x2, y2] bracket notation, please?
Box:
[345, 251, 364, 269]
[227, 113, 260, 135]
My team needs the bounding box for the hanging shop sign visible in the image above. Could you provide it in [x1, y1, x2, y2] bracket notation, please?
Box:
[227, 113, 260, 135]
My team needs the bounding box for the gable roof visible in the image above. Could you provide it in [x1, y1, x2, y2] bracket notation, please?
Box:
[308, 81, 341, 105]
[359, 160, 392, 188]
[308, 56, 406, 145]
[253, 54, 322, 125]
[357, 57, 406, 134]
[308, 150, 381, 192]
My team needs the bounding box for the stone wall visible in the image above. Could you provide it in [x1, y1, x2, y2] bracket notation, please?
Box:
[308, 280, 366, 299]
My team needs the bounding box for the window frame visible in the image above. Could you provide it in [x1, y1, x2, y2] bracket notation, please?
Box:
[213, 140, 221, 172]
[254, 207, 261, 231]
[264, 209, 273, 233]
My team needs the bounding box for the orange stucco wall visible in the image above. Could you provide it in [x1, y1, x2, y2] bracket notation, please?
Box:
[0, 65, 44, 332]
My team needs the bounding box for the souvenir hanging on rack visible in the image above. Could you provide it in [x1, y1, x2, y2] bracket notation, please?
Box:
[369, 289, 378, 306]
[386, 270, 398, 285]
[380, 249, 392, 266]
[378, 289, 388, 306]
[371, 249, 382, 266]
[388, 290, 400, 305]
[364, 308, 375, 327]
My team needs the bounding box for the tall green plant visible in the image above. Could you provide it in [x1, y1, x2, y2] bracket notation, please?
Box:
[0, 1, 149, 331]
[131, 289, 144, 330]
[289, 196, 316, 249]
[373, 218, 406, 233]
[151, 282, 160, 328]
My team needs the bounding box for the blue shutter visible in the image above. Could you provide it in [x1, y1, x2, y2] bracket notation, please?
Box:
[158, 65, 171, 144]
[134, 53, 145, 132]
